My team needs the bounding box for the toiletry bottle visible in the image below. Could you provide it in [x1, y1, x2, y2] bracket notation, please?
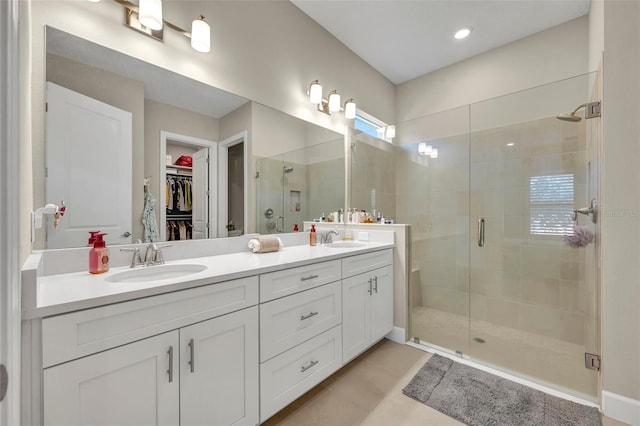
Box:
[89, 233, 110, 274]
[293, 224, 299, 232]
[310, 224, 317, 246]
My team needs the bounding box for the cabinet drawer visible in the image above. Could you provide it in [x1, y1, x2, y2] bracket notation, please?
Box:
[260, 260, 341, 302]
[260, 325, 342, 422]
[260, 281, 341, 361]
[342, 249, 393, 279]
[42, 276, 258, 367]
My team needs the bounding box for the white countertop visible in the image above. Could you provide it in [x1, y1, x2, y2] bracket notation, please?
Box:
[24, 242, 393, 320]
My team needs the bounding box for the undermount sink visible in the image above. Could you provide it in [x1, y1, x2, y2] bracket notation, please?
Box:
[325, 241, 367, 248]
[105, 264, 207, 283]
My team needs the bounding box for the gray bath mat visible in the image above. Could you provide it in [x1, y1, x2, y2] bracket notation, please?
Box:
[403, 354, 601, 426]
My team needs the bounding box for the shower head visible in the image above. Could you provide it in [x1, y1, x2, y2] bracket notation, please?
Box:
[556, 103, 587, 122]
[557, 113, 582, 122]
[283, 165, 294, 173]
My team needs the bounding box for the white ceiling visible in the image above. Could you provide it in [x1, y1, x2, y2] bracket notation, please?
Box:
[291, 0, 591, 84]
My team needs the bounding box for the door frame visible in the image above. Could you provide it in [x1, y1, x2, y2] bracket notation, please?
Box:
[160, 131, 217, 240]
[0, 0, 21, 423]
[218, 131, 249, 238]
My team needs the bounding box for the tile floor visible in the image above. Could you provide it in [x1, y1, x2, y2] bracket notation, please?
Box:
[263, 339, 628, 426]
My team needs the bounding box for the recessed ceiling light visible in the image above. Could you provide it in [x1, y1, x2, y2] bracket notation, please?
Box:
[454, 27, 472, 40]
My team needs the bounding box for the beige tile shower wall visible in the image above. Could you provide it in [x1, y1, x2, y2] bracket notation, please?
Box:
[468, 117, 588, 346]
[395, 133, 471, 324]
[306, 158, 344, 222]
[351, 134, 397, 220]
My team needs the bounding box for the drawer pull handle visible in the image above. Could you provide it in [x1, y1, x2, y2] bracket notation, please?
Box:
[301, 274, 319, 282]
[368, 278, 373, 295]
[188, 338, 195, 373]
[300, 360, 319, 373]
[167, 346, 174, 383]
[300, 311, 319, 321]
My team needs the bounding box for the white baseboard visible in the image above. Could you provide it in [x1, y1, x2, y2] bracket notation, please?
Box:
[602, 390, 640, 425]
[385, 326, 406, 344]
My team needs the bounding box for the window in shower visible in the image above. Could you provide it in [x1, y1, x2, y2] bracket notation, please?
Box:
[354, 110, 394, 142]
[529, 173, 574, 235]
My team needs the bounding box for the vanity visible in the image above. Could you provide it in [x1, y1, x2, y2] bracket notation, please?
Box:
[21, 234, 394, 426]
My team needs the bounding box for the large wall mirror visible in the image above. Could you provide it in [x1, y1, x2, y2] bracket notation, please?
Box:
[38, 26, 345, 250]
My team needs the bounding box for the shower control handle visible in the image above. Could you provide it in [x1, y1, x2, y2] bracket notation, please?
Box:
[478, 218, 485, 247]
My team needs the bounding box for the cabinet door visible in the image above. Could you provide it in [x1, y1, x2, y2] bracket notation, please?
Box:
[43, 331, 179, 426]
[370, 265, 394, 342]
[342, 274, 372, 363]
[180, 306, 259, 426]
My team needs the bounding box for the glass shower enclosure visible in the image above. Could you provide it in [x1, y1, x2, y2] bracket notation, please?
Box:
[399, 73, 600, 399]
[256, 138, 345, 234]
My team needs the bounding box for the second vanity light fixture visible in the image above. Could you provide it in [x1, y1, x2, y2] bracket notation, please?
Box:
[107, 0, 211, 53]
[308, 80, 357, 119]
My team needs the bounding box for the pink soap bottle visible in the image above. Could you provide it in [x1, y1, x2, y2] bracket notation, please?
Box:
[89, 233, 110, 274]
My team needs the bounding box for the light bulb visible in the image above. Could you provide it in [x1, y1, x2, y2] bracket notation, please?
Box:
[328, 90, 341, 113]
[309, 80, 322, 104]
[344, 99, 356, 119]
[139, 0, 163, 31]
[191, 16, 210, 53]
[430, 148, 439, 158]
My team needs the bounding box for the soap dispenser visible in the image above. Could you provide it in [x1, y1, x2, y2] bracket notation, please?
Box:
[309, 224, 317, 246]
[89, 233, 110, 274]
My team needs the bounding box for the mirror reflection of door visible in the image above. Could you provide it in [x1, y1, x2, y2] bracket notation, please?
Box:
[161, 132, 217, 241]
[45, 82, 132, 248]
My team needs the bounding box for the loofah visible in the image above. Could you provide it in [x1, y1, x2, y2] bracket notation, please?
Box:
[563, 225, 594, 248]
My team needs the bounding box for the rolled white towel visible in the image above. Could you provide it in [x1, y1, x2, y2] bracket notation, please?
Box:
[248, 236, 284, 253]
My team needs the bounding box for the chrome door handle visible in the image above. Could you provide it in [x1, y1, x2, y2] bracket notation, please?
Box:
[188, 338, 195, 373]
[300, 360, 319, 373]
[301, 274, 319, 281]
[373, 276, 378, 294]
[301, 311, 319, 321]
[167, 346, 174, 383]
[368, 278, 373, 295]
[478, 218, 485, 247]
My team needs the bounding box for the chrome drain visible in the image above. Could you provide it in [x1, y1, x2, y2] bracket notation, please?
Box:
[473, 337, 486, 344]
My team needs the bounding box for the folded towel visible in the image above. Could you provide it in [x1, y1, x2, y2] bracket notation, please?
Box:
[248, 236, 283, 253]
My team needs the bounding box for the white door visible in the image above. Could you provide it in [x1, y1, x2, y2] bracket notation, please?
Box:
[43, 331, 179, 426]
[192, 148, 209, 239]
[45, 82, 132, 248]
[342, 273, 372, 363]
[370, 266, 394, 342]
[180, 307, 259, 426]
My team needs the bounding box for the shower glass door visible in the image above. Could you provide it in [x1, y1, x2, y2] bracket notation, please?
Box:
[400, 106, 471, 356]
[467, 73, 600, 398]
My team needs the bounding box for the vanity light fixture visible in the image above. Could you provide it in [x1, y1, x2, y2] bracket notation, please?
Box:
[418, 143, 438, 158]
[418, 142, 432, 156]
[344, 99, 356, 120]
[309, 80, 323, 104]
[138, 0, 163, 31]
[191, 15, 211, 53]
[328, 90, 341, 112]
[307, 80, 356, 119]
[105, 0, 211, 52]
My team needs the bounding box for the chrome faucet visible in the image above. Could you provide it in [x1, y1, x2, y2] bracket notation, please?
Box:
[121, 243, 171, 268]
[321, 230, 339, 244]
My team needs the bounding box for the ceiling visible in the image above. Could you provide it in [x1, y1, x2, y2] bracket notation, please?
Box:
[291, 0, 591, 84]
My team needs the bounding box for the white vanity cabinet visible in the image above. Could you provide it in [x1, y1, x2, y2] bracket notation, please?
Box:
[40, 276, 259, 426]
[43, 330, 180, 426]
[342, 250, 394, 363]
